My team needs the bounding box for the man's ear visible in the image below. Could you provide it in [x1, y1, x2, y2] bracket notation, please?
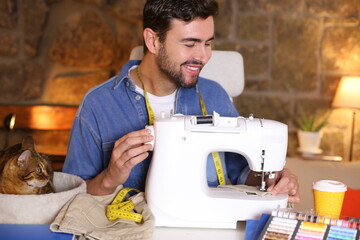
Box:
[143, 28, 159, 54]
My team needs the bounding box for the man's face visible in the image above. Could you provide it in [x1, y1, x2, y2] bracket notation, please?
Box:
[156, 17, 214, 88]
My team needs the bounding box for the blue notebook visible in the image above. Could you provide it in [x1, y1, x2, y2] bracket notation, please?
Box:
[0, 224, 73, 240]
[244, 214, 271, 240]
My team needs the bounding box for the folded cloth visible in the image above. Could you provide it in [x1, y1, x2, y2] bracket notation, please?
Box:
[50, 186, 155, 240]
[217, 184, 272, 197]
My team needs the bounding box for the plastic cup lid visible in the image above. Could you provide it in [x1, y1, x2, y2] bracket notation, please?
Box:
[312, 180, 347, 192]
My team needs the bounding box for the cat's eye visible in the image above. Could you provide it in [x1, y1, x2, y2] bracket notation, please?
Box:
[36, 168, 42, 174]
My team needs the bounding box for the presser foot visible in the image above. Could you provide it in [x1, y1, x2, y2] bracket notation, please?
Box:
[255, 171, 276, 192]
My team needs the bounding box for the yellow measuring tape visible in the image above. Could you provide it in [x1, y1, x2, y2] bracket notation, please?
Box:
[137, 66, 155, 125]
[136, 66, 226, 185]
[198, 90, 226, 185]
[106, 188, 143, 223]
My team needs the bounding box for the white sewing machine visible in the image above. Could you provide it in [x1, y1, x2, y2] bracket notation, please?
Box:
[145, 112, 289, 229]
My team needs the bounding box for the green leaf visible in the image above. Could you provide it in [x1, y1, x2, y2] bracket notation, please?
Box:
[293, 106, 331, 132]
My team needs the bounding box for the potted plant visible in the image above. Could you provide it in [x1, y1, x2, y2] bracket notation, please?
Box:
[293, 107, 330, 154]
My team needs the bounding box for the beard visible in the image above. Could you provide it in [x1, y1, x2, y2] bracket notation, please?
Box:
[156, 44, 202, 88]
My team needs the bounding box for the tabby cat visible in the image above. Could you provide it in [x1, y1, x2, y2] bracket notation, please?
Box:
[0, 136, 54, 194]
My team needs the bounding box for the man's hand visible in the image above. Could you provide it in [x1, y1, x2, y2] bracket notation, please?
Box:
[266, 168, 300, 203]
[87, 128, 153, 195]
[105, 128, 153, 188]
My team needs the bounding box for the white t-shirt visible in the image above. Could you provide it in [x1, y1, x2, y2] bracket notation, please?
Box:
[135, 85, 177, 119]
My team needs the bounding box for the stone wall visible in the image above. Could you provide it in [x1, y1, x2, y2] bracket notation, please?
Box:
[0, 0, 359, 161]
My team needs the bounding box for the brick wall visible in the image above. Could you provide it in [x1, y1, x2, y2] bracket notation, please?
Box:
[0, 0, 359, 161]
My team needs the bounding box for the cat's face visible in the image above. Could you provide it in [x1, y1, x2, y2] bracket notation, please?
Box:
[0, 136, 54, 194]
[17, 150, 51, 188]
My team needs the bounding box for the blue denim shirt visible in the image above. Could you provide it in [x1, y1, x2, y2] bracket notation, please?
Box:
[63, 60, 250, 191]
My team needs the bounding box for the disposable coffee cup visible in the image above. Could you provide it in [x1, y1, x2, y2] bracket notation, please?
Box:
[312, 180, 347, 219]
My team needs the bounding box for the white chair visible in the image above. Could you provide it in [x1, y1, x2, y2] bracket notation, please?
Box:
[129, 46, 244, 99]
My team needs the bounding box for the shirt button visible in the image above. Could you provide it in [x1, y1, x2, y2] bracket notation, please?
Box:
[135, 95, 141, 100]
[126, 81, 130, 87]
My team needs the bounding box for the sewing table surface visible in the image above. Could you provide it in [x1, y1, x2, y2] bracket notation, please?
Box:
[0, 223, 246, 240]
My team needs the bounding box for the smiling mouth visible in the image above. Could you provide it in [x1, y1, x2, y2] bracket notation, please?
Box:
[185, 65, 200, 71]
[182, 63, 203, 75]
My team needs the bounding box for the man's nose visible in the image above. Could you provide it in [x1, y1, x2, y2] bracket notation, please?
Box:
[194, 45, 212, 64]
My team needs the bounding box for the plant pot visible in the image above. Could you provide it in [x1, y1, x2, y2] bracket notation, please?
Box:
[297, 130, 323, 154]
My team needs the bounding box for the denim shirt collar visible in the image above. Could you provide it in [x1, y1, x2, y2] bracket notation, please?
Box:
[113, 60, 141, 91]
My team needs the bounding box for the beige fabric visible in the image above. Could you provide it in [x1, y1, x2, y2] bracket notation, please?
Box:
[50, 186, 155, 240]
[0, 172, 86, 224]
[217, 184, 272, 197]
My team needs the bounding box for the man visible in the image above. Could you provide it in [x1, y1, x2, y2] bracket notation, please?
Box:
[63, 0, 300, 203]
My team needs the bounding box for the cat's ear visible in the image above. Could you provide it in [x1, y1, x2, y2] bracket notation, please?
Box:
[21, 136, 35, 151]
[17, 150, 31, 170]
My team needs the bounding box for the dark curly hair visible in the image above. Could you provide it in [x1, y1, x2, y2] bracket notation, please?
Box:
[143, 0, 218, 52]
